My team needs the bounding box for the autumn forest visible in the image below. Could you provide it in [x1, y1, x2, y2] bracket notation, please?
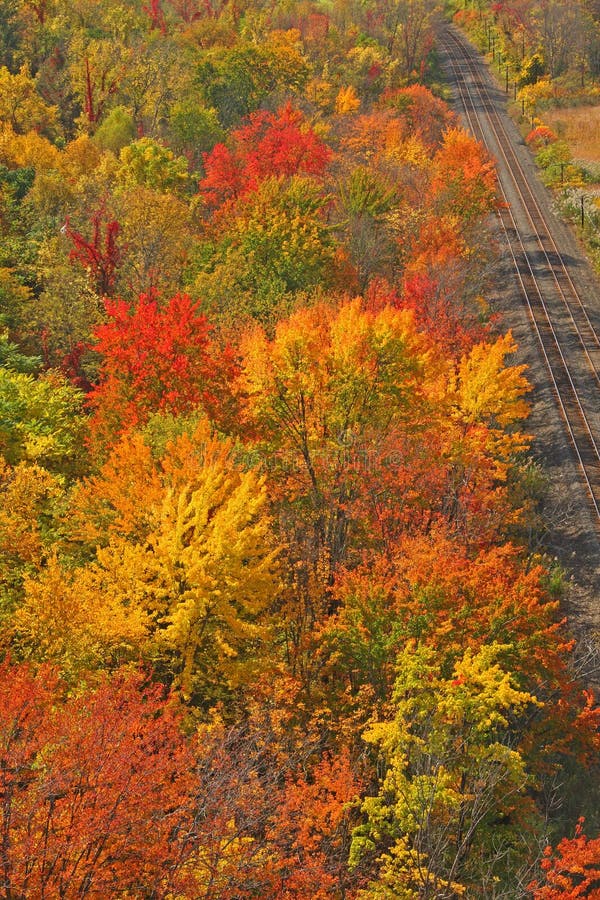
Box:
[1, 0, 600, 895]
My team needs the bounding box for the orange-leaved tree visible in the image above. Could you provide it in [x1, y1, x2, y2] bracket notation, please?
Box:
[0, 661, 196, 898]
[530, 819, 600, 898]
[238, 296, 532, 666]
[29, 421, 281, 700]
[427, 126, 499, 224]
[238, 296, 430, 611]
[170, 716, 364, 899]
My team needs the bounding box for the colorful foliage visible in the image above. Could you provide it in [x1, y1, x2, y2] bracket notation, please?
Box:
[65, 210, 122, 297]
[0, 368, 84, 471]
[88, 291, 236, 445]
[0, 0, 595, 894]
[0, 662, 195, 898]
[530, 820, 600, 899]
[428, 127, 499, 223]
[52, 422, 280, 699]
[351, 643, 540, 896]
[200, 104, 331, 207]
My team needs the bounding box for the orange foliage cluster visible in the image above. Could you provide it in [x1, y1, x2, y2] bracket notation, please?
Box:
[531, 819, 600, 898]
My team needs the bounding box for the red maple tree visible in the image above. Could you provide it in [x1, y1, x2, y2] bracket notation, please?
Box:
[65, 209, 122, 296]
[200, 104, 331, 208]
[530, 818, 600, 898]
[88, 291, 238, 447]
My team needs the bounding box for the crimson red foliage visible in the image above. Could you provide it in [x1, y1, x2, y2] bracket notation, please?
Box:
[82, 58, 120, 125]
[142, 0, 167, 32]
[200, 104, 331, 207]
[65, 210, 122, 296]
[88, 291, 237, 444]
[165, 0, 203, 23]
[60, 340, 92, 391]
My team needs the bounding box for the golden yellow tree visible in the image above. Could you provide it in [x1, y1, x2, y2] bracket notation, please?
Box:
[21, 421, 281, 700]
[153, 457, 280, 699]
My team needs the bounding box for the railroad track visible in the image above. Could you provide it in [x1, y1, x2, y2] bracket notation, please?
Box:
[438, 24, 600, 522]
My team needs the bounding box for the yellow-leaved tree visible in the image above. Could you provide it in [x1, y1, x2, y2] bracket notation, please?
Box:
[350, 642, 542, 896]
[150, 443, 280, 700]
[15, 421, 281, 701]
[14, 552, 151, 677]
[452, 331, 530, 438]
[0, 459, 65, 640]
[438, 330, 531, 536]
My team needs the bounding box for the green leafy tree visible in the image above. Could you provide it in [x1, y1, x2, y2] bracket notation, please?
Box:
[195, 39, 309, 128]
[117, 137, 190, 192]
[168, 100, 225, 166]
[0, 0, 23, 70]
[93, 105, 136, 152]
[196, 175, 335, 322]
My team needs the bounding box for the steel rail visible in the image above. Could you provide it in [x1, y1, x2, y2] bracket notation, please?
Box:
[441, 27, 600, 382]
[438, 25, 600, 519]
